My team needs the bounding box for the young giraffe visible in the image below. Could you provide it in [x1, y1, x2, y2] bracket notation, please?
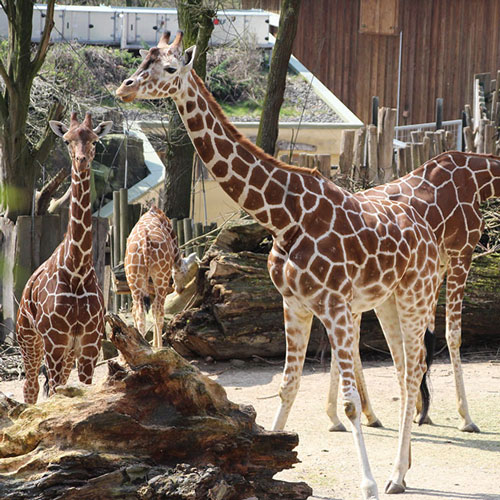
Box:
[327, 151, 500, 434]
[16, 112, 112, 404]
[125, 205, 195, 348]
[117, 32, 441, 498]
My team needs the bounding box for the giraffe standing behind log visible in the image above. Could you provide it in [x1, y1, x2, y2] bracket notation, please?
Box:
[125, 205, 196, 349]
[117, 32, 441, 499]
[326, 151, 500, 434]
[16, 113, 113, 404]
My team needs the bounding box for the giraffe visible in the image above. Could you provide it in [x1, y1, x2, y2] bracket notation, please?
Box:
[116, 32, 441, 498]
[124, 205, 196, 349]
[326, 151, 500, 434]
[16, 112, 113, 404]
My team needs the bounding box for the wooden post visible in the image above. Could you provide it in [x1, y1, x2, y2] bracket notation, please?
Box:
[463, 126, 475, 152]
[339, 130, 355, 178]
[410, 142, 422, 170]
[112, 191, 120, 269]
[484, 123, 495, 154]
[475, 119, 488, 153]
[424, 131, 436, 159]
[194, 222, 204, 258]
[464, 104, 473, 129]
[170, 218, 178, 237]
[352, 126, 366, 180]
[377, 107, 397, 183]
[422, 135, 431, 162]
[444, 130, 455, 151]
[176, 219, 185, 247]
[367, 124, 378, 183]
[119, 188, 129, 310]
[183, 218, 193, 254]
[315, 154, 331, 179]
[411, 130, 423, 143]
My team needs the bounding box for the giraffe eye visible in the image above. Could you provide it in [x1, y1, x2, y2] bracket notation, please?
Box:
[165, 66, 177, 74]
[64, 140, 69, 145]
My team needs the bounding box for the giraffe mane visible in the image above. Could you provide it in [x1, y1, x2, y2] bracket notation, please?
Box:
[191, 71, 325, 179]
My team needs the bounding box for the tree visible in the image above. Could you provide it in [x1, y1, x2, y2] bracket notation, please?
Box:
[163, 0, 215, 220]
[0, 0, 64, 221]
[256, 0, 301, 155]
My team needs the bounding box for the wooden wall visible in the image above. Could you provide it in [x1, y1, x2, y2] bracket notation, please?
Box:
[243, 0, 500, 124]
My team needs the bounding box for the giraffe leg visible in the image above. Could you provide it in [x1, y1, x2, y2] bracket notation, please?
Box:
[17, 313, 44, 404]
[43, 331, 72, 396]
[444, 256, 479, 432]
[326, 351, 346, 432]
[151, 288, 168, 349]
[76, 330, 102, 385]
[130, 289, 147, 338]
[271, 298, 313, 431]
[326, 314, 381, 431]
[60, 348, 75, 386]
[323, 303, 378, 500]
[384, 299, 429, 493]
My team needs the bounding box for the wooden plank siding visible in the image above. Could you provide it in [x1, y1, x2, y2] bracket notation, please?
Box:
[243, 0, 500, 124]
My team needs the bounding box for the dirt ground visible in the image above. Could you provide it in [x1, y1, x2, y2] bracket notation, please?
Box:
[1, 355, 499, 500]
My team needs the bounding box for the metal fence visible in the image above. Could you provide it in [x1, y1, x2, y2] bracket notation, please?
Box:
[395, 119, 463, 151]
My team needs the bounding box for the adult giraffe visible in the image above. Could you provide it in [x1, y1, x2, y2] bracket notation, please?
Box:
[117, 32, 441, 498]
[125, 205, 196, 348]
[17, 112, 112, 404]
[326, 151, 500, 434]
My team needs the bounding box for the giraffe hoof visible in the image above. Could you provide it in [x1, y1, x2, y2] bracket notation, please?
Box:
[385, 480, 405, 494]
[329, 422, 347, 432]
[366, 418, 383, 428]
[460, 422, 480, 433]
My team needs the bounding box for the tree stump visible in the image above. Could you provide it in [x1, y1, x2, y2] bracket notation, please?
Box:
[0, 313, 312, 500]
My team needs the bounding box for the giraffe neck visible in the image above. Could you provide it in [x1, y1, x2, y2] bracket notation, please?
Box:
[64, 163, 93, 274]
[172, 71, 332, 238]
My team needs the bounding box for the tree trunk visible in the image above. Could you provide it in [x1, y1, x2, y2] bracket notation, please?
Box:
[0, 313, 312, 500]
[163, 1, 215, 219]
[0, 0, 61, 221]
[256, 0, 302, 155]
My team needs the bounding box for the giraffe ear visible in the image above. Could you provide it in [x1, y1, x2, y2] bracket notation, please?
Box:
[49, 121, 69, 138]
[183, 45, 196, 71]
[93, 121, 113, 138]
[139, 49, 149, 59]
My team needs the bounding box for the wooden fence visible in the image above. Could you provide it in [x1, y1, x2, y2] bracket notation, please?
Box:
[463, 71, 500, 154]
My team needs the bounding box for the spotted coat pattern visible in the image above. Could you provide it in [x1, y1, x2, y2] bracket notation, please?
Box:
[16, 113, 112, 404]
[116, 32, 442, 499]
[327, 151, 500, 434]
[125, 206, 187, 349]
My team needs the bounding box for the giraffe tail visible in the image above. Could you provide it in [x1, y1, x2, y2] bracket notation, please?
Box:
[41, 365, 50, 397]
[418, 328, 436, 426]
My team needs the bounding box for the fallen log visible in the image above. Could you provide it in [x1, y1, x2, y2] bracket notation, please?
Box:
[0, 313, 311, 500]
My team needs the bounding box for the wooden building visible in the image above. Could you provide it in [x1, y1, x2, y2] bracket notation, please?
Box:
[243, 0, 500, 125]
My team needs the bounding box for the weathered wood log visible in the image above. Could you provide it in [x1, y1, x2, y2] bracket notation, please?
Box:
[0, 313, 312, 500]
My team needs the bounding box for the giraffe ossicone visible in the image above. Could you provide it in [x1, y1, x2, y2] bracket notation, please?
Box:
[124, 205, 197, 349]
[117, 32, 442, 499]
[17, 112, 112, 404]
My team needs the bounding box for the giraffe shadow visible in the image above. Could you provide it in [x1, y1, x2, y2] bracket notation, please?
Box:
[411, 425, 500, 453]
[404, 488, 500, 499]
[361, 424, 500, 454]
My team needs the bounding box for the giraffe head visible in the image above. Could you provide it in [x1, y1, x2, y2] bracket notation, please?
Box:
[49, 112, 113, 170]
[172, 252, 199, 294]
[116, 31, 196, 103]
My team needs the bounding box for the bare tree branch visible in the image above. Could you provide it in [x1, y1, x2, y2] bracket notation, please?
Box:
[31, 0, 55, 78]
[32, 101, 65, 167]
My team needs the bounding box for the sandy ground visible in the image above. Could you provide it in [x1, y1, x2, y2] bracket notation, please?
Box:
[1, 356, 499, 500]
